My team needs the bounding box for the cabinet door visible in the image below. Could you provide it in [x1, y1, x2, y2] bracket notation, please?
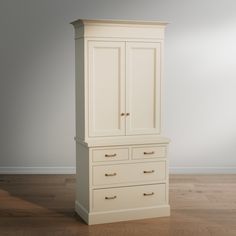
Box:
[126, 42, 161, 135]
[88, 41, 126, 137]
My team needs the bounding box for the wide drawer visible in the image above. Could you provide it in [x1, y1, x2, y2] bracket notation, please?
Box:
[132, 146, 166, 160]
[92, 184, 166, 212]
[92, 148, 129, 162]
[92, 161, 166, 186]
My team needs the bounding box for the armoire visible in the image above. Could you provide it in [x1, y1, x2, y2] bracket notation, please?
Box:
[71, 19, 170, 225]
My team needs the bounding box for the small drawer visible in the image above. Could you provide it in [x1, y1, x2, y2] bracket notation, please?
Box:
[92, 161, 166, 186]
[132, 146, 166, 160]
[92, 184, 166, 212]
[92, 148, 129, 162]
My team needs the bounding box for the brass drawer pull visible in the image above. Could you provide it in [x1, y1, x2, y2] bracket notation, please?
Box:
[143, 192, 154, 196]
[105, 173, 117, 177]
[121, 113, 125, 116]
[105, 153, 117, 157]
[143, 151, 155, 155]
[126, 113, 130, 116]
[105, 196, 117, 200]
[143, 170, 155, 174]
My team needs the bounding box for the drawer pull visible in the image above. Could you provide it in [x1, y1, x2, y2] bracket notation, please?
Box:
[143, 192, 154, 196]
[105, 195, 117, 200]
[143, 170, 155, 174]
[105, 173, 117, 177]
[143, 151, 155, 155]
[105, 154, 117, 157]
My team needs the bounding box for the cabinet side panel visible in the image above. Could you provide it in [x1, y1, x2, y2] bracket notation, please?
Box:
[76, 143, 89, 211]
[75, 38, 85, 140]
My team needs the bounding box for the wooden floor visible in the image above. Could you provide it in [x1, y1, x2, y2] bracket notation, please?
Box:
[0, 175, 236, 236]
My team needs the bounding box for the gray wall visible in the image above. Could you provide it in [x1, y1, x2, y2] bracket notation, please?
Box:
[1, 0, 236, 173]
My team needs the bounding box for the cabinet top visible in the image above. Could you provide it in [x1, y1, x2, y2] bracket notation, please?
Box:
[71, 19, 168, 27]
[71, 19, 168, 39]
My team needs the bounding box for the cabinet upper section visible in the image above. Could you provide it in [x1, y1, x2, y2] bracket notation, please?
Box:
[72, 19, 169, 146]
[71, 19, 168, 39]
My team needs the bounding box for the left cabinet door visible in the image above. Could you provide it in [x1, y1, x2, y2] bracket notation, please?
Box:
[88, 41, 126, 137]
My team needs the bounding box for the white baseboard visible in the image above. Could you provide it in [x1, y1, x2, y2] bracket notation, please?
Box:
[170, 167, 236, 174]
[0, 167, 76, 174]
[0, 166, 235, 174]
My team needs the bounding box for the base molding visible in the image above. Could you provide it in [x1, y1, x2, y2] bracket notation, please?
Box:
[75, 201, 170, 225]
[75, 201, 89, 223]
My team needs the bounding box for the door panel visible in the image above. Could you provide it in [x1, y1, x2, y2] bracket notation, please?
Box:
[126, 42, 161, 135]
[88, 41, 126, 137]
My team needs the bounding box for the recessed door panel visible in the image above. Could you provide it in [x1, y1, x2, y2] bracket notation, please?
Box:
[88, 41, 126, 137]
[126, 42, 161, 135]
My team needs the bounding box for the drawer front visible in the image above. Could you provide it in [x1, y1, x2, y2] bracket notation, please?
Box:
[93, 184, 166, 212]
[132, 146, 166, 160]
[92, 148, 129, 162]
[92, 161, 166, 186]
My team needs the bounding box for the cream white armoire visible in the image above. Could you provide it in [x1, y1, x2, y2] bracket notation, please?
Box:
[71, 19, 170, 225]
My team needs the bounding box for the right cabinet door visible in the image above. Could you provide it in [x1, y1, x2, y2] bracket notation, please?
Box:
[126, 42, 161, 135]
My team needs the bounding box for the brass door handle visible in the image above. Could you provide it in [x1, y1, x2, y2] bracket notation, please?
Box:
[143, 170, 155, 174]
[105, 173, 117, 177]
[121, 113, 130, 116]
[105, 154, 117, 157]
[143, 192, 154, 196]
[105, 196, 117, 200]
[143, 151, 155, 155]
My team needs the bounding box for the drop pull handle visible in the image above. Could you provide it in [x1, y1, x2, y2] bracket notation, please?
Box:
[105, 173, 117, 177]
[143, 170, 155, 174]
[105, 196, 117, 200]
[143, 151, 155, 155]
[143, 192, 154, 196]
[105, 153, 117, 157]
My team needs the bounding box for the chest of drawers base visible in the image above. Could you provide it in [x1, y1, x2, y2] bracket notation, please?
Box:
[76, 200, 170, 225]
[75, 141, 170, 225]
